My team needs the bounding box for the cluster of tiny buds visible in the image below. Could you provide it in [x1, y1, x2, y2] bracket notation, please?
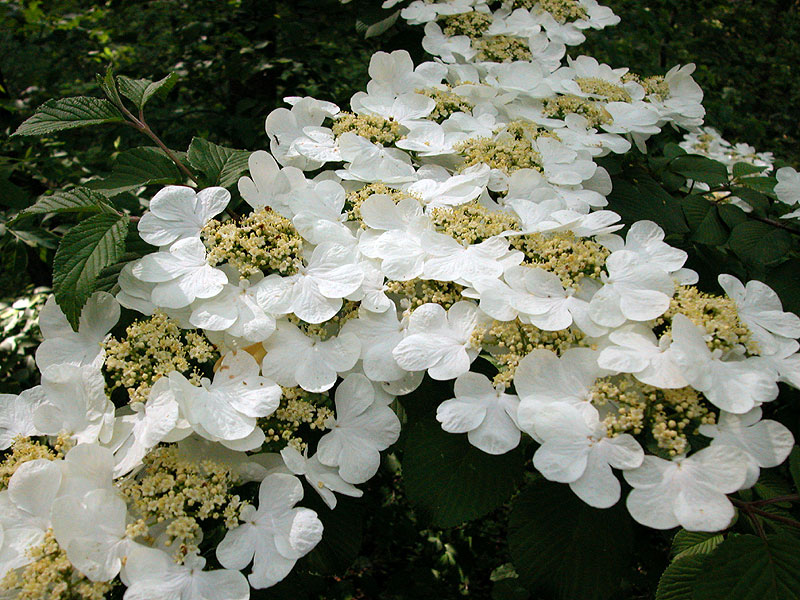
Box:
[332, 112, 404, 146]
[103, 312, 217, 403]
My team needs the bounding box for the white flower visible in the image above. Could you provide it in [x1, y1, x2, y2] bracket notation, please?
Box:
[238, 149, 308, 215]
[514, 348, 605, 435]
[255, 243, 364, 324]
[699, 408, 795, 488]
[52, 487, 131, 581]
[32, 363, 115, 445]
[261, 320, 361, 393]
[436, 372, 520, 454]
[138, 186, 229, 247]
[133, 237, 228, 309]
[774, 166, 800, 205]
[718, 274, 800, 353]
[358, 195, 432, 281]
[266, 97, 340, 170]
[316, 373, 401, 484]
[216, 473, 323, 589]
[597, 324, 687, 388]
[35, 292, 119, 371]
[624, 445, 748, 531]
[170, 350, 281, 450]
[670, 314, 779, 413]
[588, 250, 674, 327]
[280, 446, 363, 509]
[0, 389, 40, 450]
[477, 266, 604, 335]
[340, 306, 408, 382]
[599, 221, 689, 275]
[107, 377, 180, 477]
[530, 402, 643, 508]
[422, 232, 519, 287]
[355, 92, 435, 128]
[405, 164, 490, 208]
[392, 301, 488, 381]
[190, 276, 276, 344]
[122, 545, 249, 600]
[336, 133, 417, 184]
[288, 179, 354, 246]
[0, 459, 61, 579]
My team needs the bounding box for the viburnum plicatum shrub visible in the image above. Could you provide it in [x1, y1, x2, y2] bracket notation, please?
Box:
[3, 0, 800, 598]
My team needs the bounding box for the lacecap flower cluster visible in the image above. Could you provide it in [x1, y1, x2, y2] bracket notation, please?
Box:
[2, 0, 799, 597]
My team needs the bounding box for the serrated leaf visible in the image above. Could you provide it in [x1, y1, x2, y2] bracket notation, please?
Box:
[655, 555, 705, 600]
[732, 162, 768, 178]
[117, 73, 178, 110]
[728, 221, 792, 266]
[671, 155, 730, 187]
[97, 68, 123, 108]
[89, 146, 183, 196]
[788, 446, 800, 494]
[93, 227, 151, 293]
[692, 533, 800, 600]
[364, 10, 400, 38]
[508, 479, 634, 600]
[53, 212, 128, 329]
[671, 530, 724, 560]
[402, 418, 524, 527]
[186, 137, 250, 188]
[12, 97, 124, 136]
[15, 187, 116, 222]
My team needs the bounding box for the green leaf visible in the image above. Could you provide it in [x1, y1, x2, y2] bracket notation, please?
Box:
[754, 470, 794, 507]
[728, 221, 792, 266]
[186, 137, 250, 188]
[300, 494, 362, 576]
[671, 530, 724, 560]
[655, 555, 705, 600]
[606, 173, 688, 234]
[670, 155, 730, 187]
[717, 204, 748, 228]
[508, 480, 634, 600]
[363, 10, 400, 38]
[766, 263, 800, 315]
[52, 212, 129, 329]
[740, 176, 778, 197]
[729, 187, 771, 214]
[681, 195, 728, 245]
[14, 187, 116, 222]
[89, 146, 183, 196]
[692, 533, 800, 600]
[789, 446, 800, 493]
[93, 227, 151, 293]
[402, 418, 524, 527]
[0, 174, 29, 209]
[12, 97, 124, 136]
[97, 68, 123, 108]
[117, 73, 178, 110]
[732, 162, 768, 178]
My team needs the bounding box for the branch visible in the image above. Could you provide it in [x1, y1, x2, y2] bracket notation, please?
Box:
[121, 115, 197, 186]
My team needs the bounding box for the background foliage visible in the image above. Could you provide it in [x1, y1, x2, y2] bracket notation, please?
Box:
[2, 1, 800, 598]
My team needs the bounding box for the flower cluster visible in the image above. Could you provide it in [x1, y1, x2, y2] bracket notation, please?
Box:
[2, 0, 799, 597]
